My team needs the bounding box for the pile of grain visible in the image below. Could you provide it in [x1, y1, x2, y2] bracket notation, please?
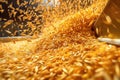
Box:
[0, 0, 120, 80]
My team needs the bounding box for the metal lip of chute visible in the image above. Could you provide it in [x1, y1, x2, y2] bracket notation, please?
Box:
[0, 36, 31, 42]
[98, 38, 120, 46]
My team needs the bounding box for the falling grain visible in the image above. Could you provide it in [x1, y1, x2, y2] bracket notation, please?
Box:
[0, 0, 119, 80]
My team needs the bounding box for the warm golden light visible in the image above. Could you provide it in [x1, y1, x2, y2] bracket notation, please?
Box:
[0, 0, 120, 80]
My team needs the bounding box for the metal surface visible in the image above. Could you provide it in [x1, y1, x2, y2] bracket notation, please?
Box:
[94, 0, 120, 45]
[0, 0, 41, 38]
[0, 0, 56, 39]
[0, 36, 32, 42]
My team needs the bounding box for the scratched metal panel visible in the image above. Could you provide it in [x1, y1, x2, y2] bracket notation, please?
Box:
[94, 0, 120, 39]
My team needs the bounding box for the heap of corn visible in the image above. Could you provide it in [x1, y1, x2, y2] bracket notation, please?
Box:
[0, 0, 120, 80]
